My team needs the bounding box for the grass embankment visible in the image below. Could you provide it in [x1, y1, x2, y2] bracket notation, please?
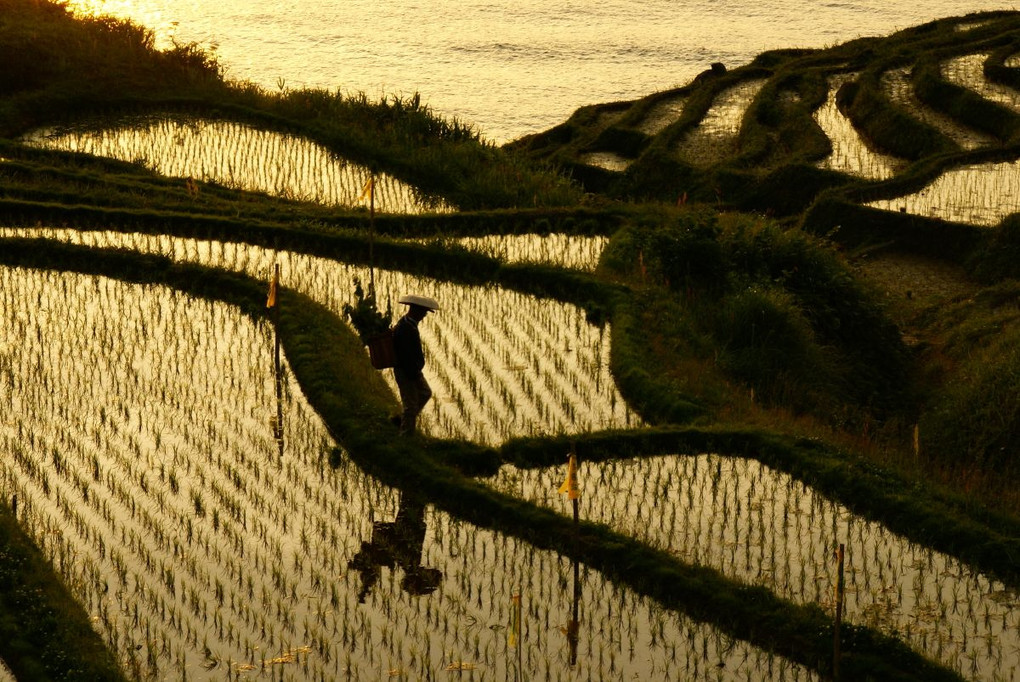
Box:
[0, 507, 126, 681]
[601, 209, 913, 424]
[0, 239, 973, 681]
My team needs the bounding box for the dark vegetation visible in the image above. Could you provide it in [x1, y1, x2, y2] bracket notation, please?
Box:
[1, 0, 1019, 678]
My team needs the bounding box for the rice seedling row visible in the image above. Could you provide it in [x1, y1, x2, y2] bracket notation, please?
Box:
[952, 20, 998, 33]
[814, 74, 903, 180]
[677, 80, 766, 167]
[0, 264, 817, 680]
[485, 454, 1019, 681]
[880, 67, 995, 150]
[22, 117, 449, 214]
[1, 228, 637, 445]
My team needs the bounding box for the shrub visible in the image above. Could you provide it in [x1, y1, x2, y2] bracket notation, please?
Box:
[968, 213, 1020, 282]
[713, 287, 834, 409]
[342, 277, 392, 343]
[921, 340, 1020, 476]
[600, 208, 727, 292]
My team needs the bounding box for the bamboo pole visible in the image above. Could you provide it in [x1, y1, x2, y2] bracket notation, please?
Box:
[569, 443, 580, 667]
[368, 174, 376, 298]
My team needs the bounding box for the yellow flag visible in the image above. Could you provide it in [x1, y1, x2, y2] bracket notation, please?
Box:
[508, 593, 521, 647]
[357, 176, 374, 203]
[558, 452, 580, 500]
[266, 268, 279, 309]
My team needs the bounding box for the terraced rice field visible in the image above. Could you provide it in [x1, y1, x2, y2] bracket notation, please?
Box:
[8, 13, 1020, 681]
[423, 233, 609, 271]
[578, 151, 633, 172]
[814, 74, 903, 180]
[865, 159, 1020, 226]
[637, 95, 687, 136]
[880, 67, 994, 151]
[941, 53, 1020, 112]
[677, 79, 765, 167]
[0, 265, 818, 681]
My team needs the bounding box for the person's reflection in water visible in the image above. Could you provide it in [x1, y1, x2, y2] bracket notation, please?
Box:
[349, 493, 442, 602]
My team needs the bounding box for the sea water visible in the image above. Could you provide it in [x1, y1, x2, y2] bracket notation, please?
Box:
[62, 0, 1019, 143]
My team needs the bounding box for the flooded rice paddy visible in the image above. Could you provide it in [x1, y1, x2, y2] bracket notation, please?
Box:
[0, 228, 637, 445]
[577, 151, 633, 173]
[638, 95, 688, 136]
[487, 455, 1019, 681]
[941, 53, 1020, 113]
[9, 52, 1020, 674]
[880, 67, 995, 151]
[0, 265, 818, 681]
[430, 233, 609, 272]
[21, 117, 450, 214]
[814, 74, 904, 180]
[4, 232, 1016, 679]
[677, 79, 766, 167]
[865, 159, 1020, 226]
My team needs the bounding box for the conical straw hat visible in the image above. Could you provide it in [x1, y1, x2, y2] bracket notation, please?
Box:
[398, 294, 440, 311]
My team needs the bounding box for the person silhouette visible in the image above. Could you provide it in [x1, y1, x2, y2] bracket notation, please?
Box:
[392, 294, 439, 436]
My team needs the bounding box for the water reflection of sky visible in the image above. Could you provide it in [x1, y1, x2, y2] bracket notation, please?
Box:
[0, 265, 817, 681]
[881, 67, 994, 151]
[677, 79, 766, 167]
[814, 74, 903, 180]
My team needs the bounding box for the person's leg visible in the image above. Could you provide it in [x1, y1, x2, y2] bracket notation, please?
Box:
[416, 374, 432, 411]
[396, 369, 430, 434]
[394, 368, 417, 434]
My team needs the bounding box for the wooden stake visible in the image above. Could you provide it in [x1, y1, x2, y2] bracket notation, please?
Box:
[834, 542, 845, 680]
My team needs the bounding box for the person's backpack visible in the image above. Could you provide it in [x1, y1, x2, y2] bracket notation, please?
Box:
[367, 327, 396, 369]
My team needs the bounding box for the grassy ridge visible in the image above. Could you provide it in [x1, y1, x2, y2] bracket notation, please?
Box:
[601, 211, 913, 422]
